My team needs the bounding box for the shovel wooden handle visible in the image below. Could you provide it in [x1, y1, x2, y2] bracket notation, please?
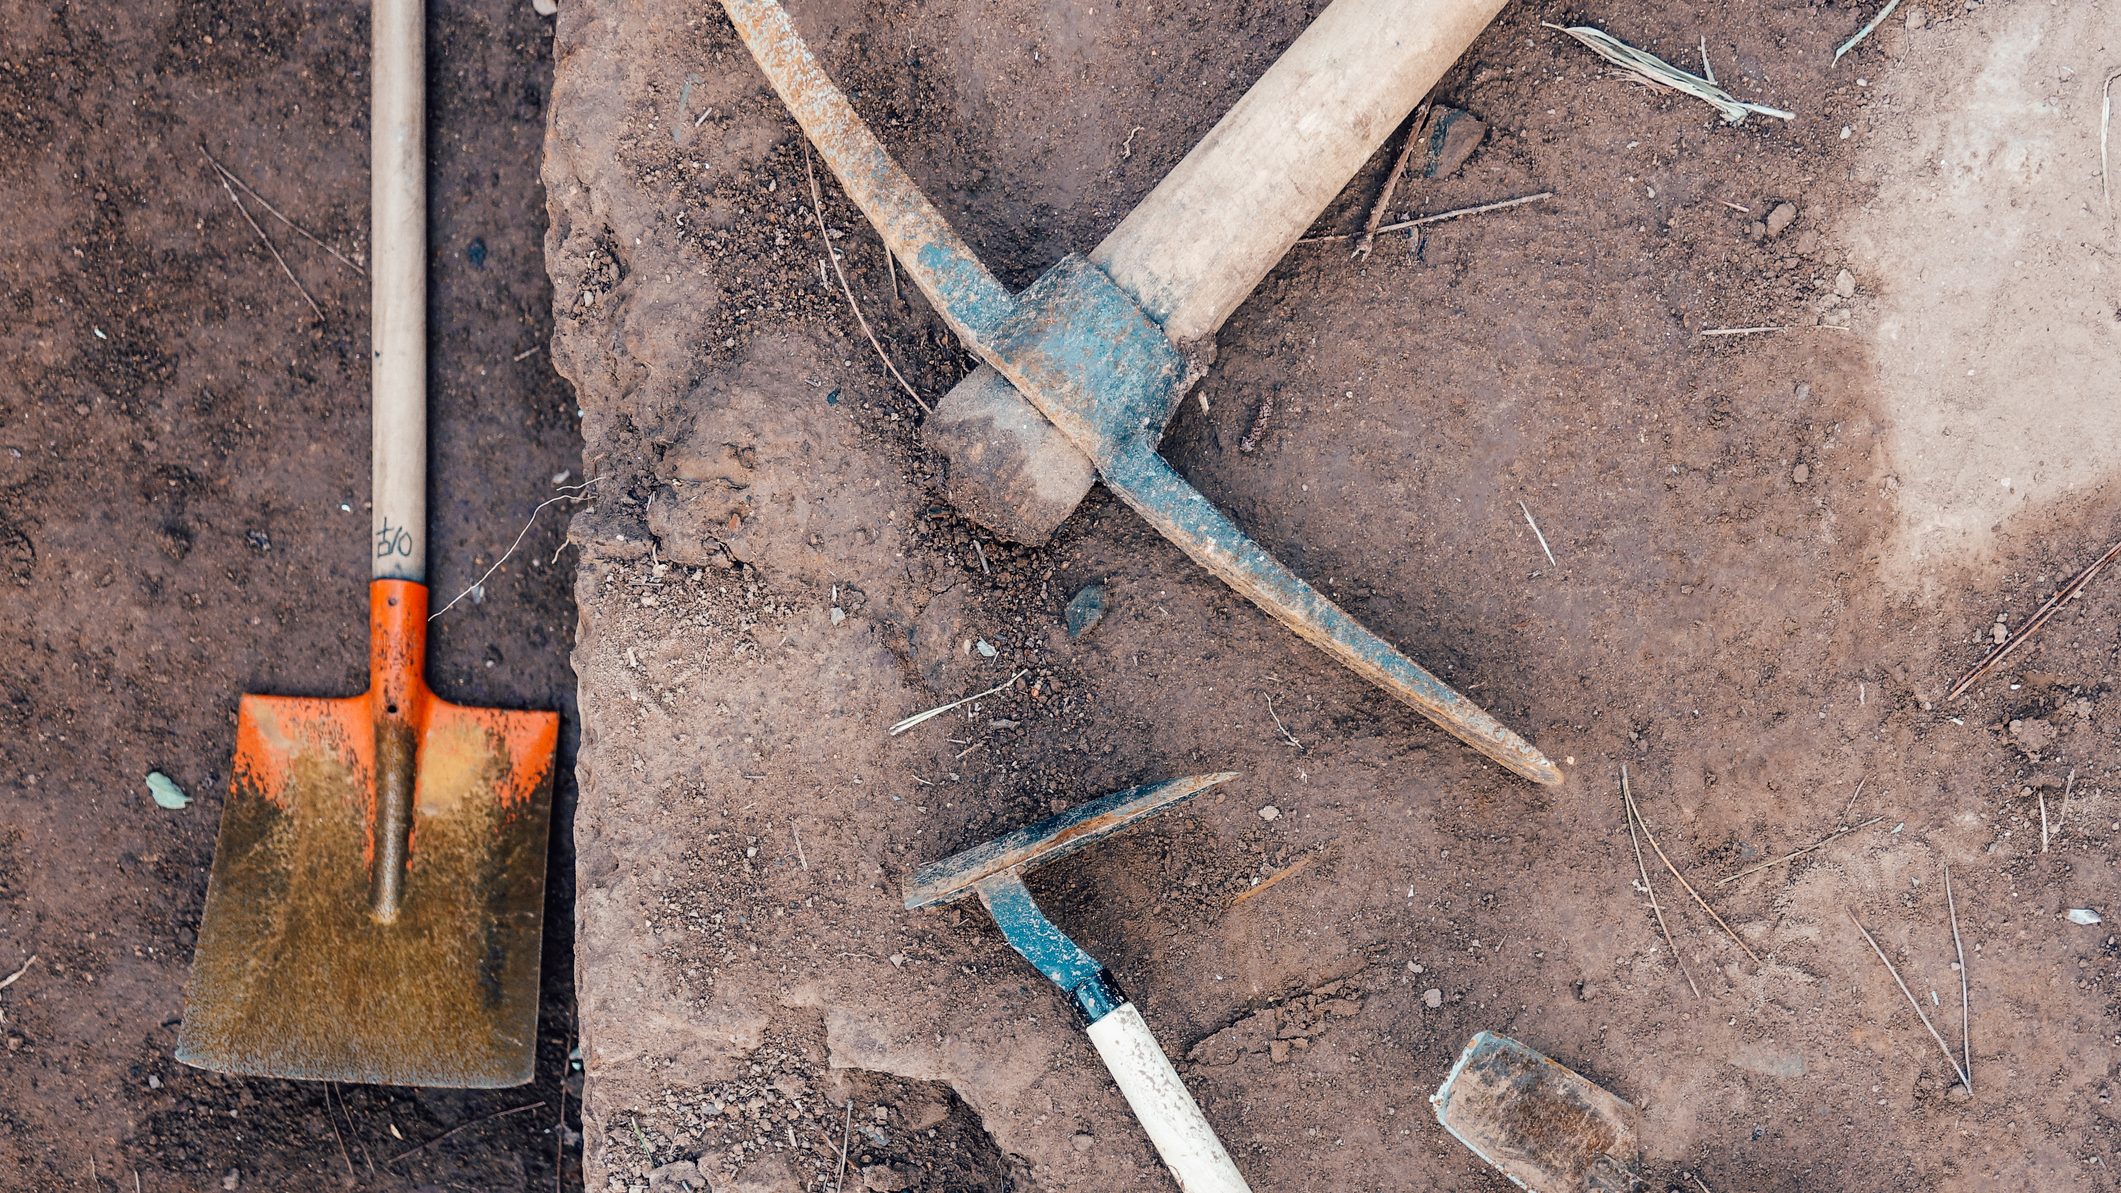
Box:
[372, 0, 426, 582]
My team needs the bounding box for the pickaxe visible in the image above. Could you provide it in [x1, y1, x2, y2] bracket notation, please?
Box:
[720, 0, 1560, 787]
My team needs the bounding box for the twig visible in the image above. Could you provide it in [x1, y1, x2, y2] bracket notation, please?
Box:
[200, 144, 365, 276]
[2040, 786, 2051, 853]
[1944, 864, 1971, 1091]
[1849, 911, 1971, 1089]
[1355, 105, 1428, 259]
[1264, 694, 1303, 752]
[832, 1098, 854, 1193]
[889, 670, 1026, 736]
[387, 1102, 545, 1165]
[1946, 539, 2121, 700]
[1840, 776, 1868, 823]
[215, 171, 322, 320]
[512, 344, 542, 362]
[1692, 1176, 1715, 1193]
[1301, 192, 1553, 243]
[1835, 0, 1905, 64]
[1518, 500, 1557, 567]
[972, 540, 989, 575]
[1698, 325, 1785, 337]
[2056, 769, 2077, 838]
[791, 821, 808, 871]
[1716, 817, 1884, 886]
[1626, 778, 1761, 964]
[1229, 853, 1321, 908]
[1622, 767, 1699, 998]
[431, 479, 602, 619]
[322, 1083, 356, 1181]
[804, 149, 930, 413]
[0, 953, 36, 990]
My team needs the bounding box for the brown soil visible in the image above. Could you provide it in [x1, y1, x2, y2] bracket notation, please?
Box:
[550, 0, 2121, 1191]
[0, 2, 584, 1190]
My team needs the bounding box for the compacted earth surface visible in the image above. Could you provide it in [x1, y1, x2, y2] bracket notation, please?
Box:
[2, 2, 585, 1189]
[546, 0, 2119, 1190]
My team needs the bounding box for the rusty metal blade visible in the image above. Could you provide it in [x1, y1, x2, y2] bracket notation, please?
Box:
[1432, 1032, 1643, 1192]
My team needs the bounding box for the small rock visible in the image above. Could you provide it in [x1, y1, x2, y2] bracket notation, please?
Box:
[1835, 268, 1857, 298]
[1063, 582, 1107, 638]
[1072, 1133, 1095, 1153]
[862, 1165, 914, 1192]
[648, 1160, 702, 1190]
[904, 1099, 949, 1131]
[2065, 908, 2103, 926]
[1791, 463, 1810, 485]
[829, 606, 846, 625]
[1764, 202, 1799, 237]
[1258, 805, 1281, 822]
[1268, 1039, 1291, 1063]
[1905, 6, 1928, 28]
[221, 1173, 240, 1192]
[871, 1105, 890, 1122]
[1423, 988, 1444, 1009]
[1746, 220, 1768, 241]
[147, 1073, 162, 1089]
[974, 638, 997, 658]
[1576, 981, 1598, 1002]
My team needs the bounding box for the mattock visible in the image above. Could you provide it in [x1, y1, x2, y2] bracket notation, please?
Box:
[906, 774, 1251, 1193]
[720, 0, 1560, 787]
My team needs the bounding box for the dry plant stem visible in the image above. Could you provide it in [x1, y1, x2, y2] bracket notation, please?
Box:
[2056, 770, 2077, 837]
[0, 953, 36, 990]
[1947, 539, 2121, 700]
[1699, 325, 1785, 337]
[1834, 0, 1905, 63]
[804, 150, 931, 413]
[1841, 776, 1868, 822]
[1300, 191, 1554, 243]
[2040, 787, 2051, 852]
[1944, 864, 1971, 1090]
[1716, 817, 1885, 886]
[1623, 767, 1699, 998]
[1230, 852, 1321, 908]
[1355, 104, 1427, 258]
[324, 1082, 356, 1180]
[200, 144, 366, 275]
[431, 478, 603, 619]
[1518, 500, 1556, 566]
[2100, 68, 2118, 221]
[1627, 780, 1761, 963]
[832, 1099, 854, 1193]
[1265, 694, 1303, 751]
[216, 171, 323, 320]
[388, 1102, 546, 1165]
[889, 670, 1027, 735]
[1849, 911, 1971, 1089]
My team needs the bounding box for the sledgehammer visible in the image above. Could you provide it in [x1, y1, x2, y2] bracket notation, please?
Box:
[906, 774, 1250, 1193]
[721, 0, 1559, 787]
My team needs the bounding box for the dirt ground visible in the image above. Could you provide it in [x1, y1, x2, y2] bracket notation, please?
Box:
[0, 2, 585, 1190]
[548, 0, 2120, 1191]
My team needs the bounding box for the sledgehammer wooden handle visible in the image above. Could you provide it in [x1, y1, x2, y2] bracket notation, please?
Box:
[930, 0, 1511, 543]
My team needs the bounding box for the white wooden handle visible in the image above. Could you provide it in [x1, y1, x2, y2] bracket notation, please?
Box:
[1084, 1003, 1252, 1193]
[371, 0, 427, 581]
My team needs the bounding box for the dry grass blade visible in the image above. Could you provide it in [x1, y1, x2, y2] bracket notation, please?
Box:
[1518, 500, 1556, 566]
[889, 670, 1026, 736]
[1300, 192, 1553, 243]
[1698, 325, 1786, 337]
[832, 1098, 854, 1193]
[1546, 24, 1794, 124]
[1943, 864, 1972, 1090]
[1627, 776, 1761, 963]
[1622, 767, 1699, 997]
[0, 953, 37, 990]
[804, 150, 931, 413]
[214, 170, 322, 320]
[1716, 817, 1886, 886]
[1947, 539, 2121, 700]
[2056, 769, 2077, 839]
[1849, 911, 1971, 1089]
[1835, 0, 1905, 63]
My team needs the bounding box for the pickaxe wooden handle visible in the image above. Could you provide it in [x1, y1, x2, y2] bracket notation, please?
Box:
[927, 0, 1510, 544]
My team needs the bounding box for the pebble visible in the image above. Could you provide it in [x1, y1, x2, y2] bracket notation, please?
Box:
[1063, 582, 1108, 638]
[647, 1160, 702, 1190]
[1835, 268, 1857, 298]
[1423, 988, 1443, 1009]
[1764, 201, 1799, 237]
[1258, 805, 1281, 822]
[1072, 1133, 1096, 1153]
[1792, 463, 1810, 484]
[1906, 6, 1928, 27]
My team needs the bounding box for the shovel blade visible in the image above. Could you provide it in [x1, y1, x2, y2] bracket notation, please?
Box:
[177, 687, 557, 1087]
[1431, 1032, 1643, 1192]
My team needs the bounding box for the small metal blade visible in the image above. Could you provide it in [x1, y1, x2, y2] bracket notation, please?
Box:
[1432, 1032, 1643, 1192]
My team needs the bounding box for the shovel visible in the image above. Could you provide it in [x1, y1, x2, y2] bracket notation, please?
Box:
[175, 0, 559, 1087]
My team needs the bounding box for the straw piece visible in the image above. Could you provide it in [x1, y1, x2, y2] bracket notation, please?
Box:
[1849, 911, 1971, 1090]
[1546, 24, 1794, 125]
[1622, 767, 1699, 997]
[1835, 0, 1905, 64]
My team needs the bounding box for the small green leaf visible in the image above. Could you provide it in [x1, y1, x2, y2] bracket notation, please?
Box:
[146, 771, 190, 810]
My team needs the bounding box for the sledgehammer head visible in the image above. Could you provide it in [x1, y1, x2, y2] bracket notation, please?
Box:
[906, 773, 1235, 909]
[1431, 1032, 1643, 1192]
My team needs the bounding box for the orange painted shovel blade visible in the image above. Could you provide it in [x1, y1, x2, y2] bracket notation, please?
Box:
[177, 582, 558, 1087]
